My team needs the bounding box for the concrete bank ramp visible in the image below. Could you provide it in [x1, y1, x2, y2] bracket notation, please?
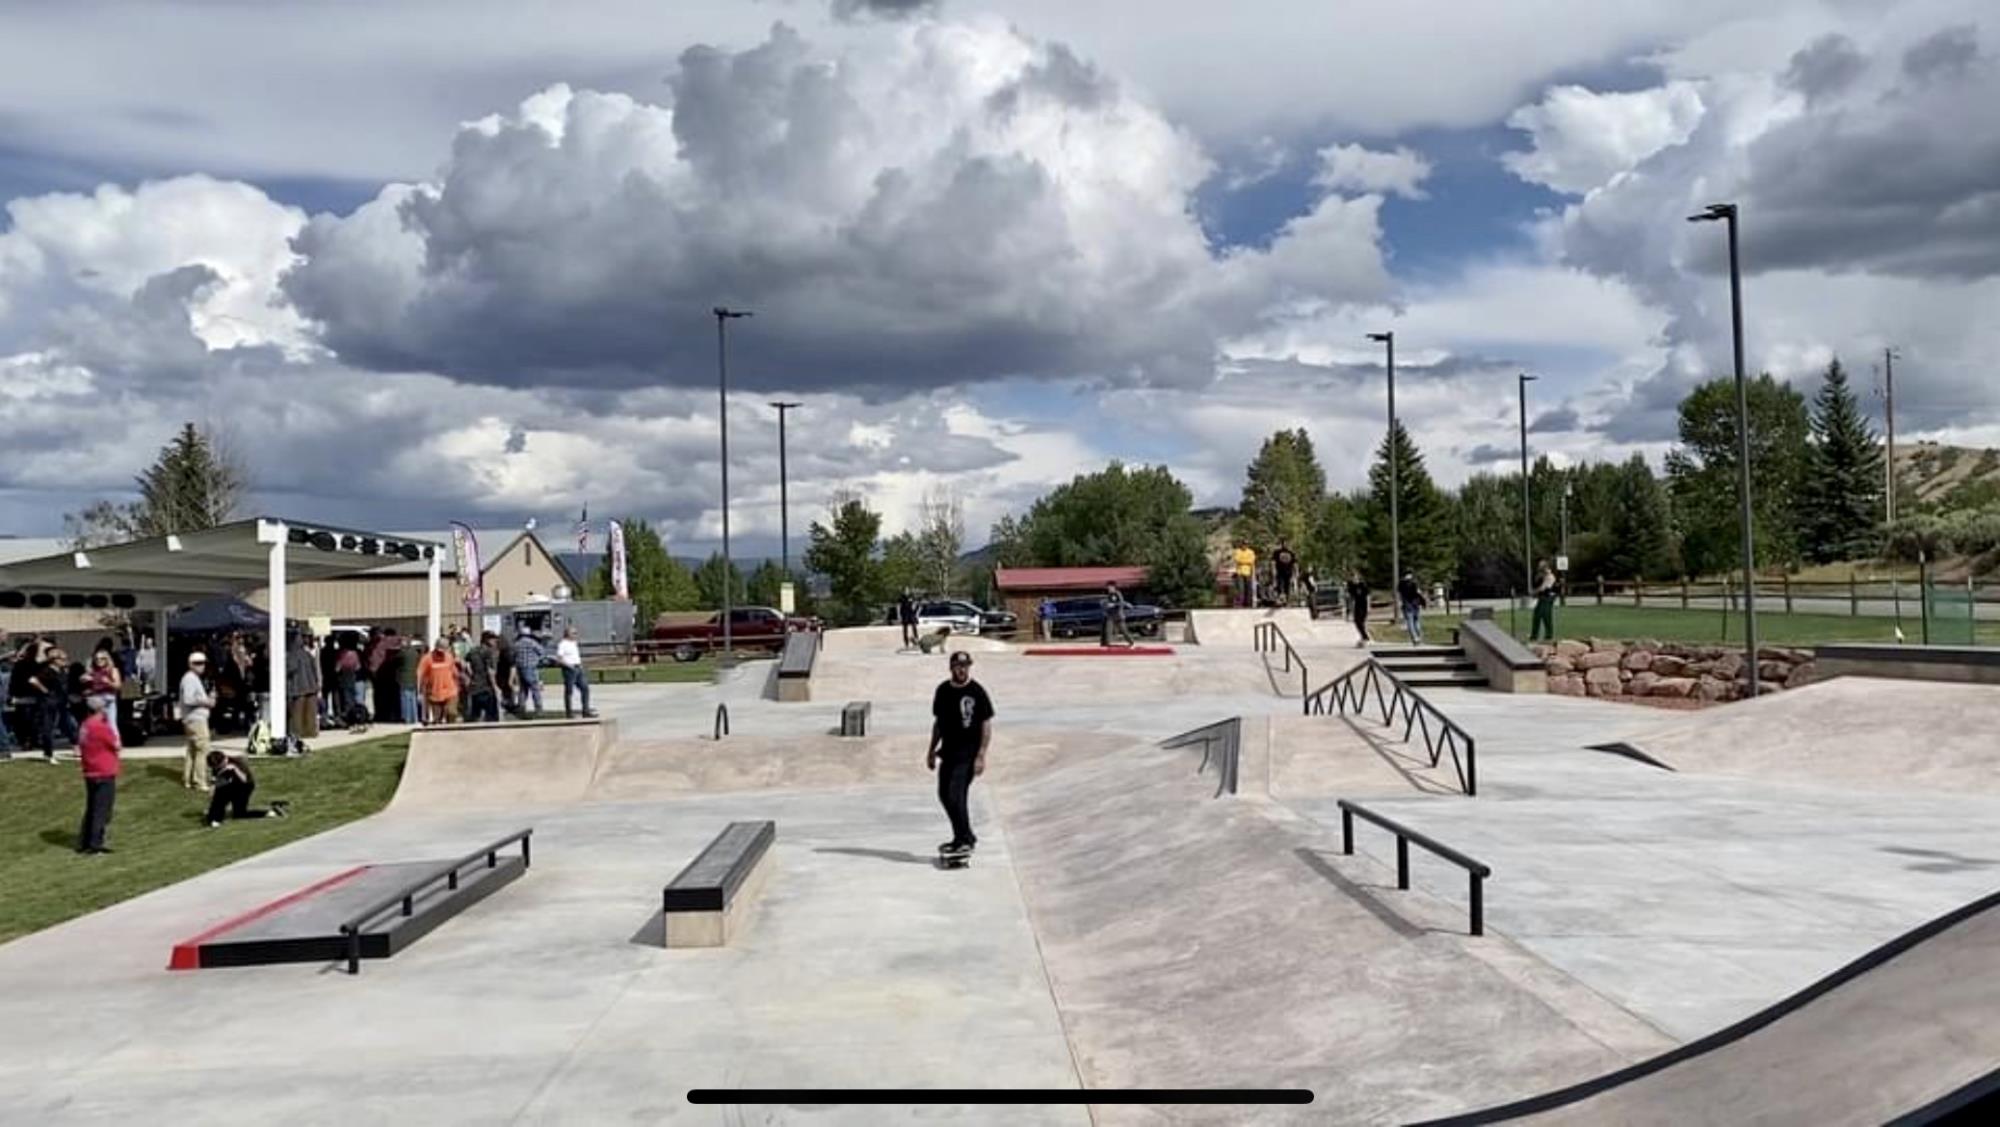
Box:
[993, 737, 1666, 1124]
[1624, 677, 2000, 794]
[1428, 888, 2000, 1125]
[391, 718, 618, 811]
[1187, 606, 1313, 647]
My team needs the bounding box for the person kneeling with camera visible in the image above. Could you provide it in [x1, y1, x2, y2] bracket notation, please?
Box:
[203, 751, 291, 828]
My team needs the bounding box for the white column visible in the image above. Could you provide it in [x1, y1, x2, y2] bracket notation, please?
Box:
[426, 550, 442, 646]
[259, 520, 288, 741]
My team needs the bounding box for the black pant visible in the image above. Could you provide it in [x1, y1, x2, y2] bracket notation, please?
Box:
[1530, 595, 1556, 640]
[901, 619, 917, 647]
[1353, 610, 1371, 642]
[936, 755, 977, 847]
[1276, 570, 1293, 600]
[207, 780, 270, 823]
[78, 778, 116, 850]
[15, 699, 55, 755]
[469, 691, 499, 723]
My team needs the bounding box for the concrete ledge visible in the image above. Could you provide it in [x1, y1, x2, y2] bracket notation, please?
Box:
[1460, 617, 1547, 693]
[663, 821, 777, 949]
[1815, 644, 2000, 686]
[771, 632, 818, 702]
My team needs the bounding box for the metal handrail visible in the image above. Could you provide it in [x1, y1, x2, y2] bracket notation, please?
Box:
[1161, 717, 1241, 797]
[714, 703, 730, 739]
[1307, 660, 1478, 796]
[1250, 621, 1312, 711]
[1337, 800, 1489, 935]
[337, 828, 533, 974]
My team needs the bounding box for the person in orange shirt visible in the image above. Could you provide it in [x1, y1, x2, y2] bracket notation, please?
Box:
[417, 638, 462, 725]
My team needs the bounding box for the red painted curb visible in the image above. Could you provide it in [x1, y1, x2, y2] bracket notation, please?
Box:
[166, 865, 372, 971]
[1023, 646, 1176, 656]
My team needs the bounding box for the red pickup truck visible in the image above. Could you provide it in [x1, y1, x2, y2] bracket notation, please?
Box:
[650, 607, 821, 662]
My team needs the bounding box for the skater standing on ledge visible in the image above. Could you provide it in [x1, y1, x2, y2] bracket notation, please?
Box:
[927, 651, 993, 859]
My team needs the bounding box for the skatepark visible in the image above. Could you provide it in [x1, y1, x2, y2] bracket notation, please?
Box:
[1, 608, 1997, 1124]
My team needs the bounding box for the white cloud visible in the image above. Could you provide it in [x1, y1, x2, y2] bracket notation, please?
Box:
[1312, 143, 1432, 199]
[1503, 82, 1706, 195]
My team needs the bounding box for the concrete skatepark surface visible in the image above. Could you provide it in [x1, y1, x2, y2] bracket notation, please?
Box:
[1, 609, 1996, 1124]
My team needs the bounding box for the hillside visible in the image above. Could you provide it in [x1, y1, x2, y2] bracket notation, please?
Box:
[1897, 442, 2000, 510]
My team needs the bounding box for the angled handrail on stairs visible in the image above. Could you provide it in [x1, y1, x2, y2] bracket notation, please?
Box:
[1251, 621, 1312, 711]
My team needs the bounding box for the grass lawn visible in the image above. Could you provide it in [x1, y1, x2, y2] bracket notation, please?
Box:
[1422, 605, 1959, 646]
[0, 734, 409, 945]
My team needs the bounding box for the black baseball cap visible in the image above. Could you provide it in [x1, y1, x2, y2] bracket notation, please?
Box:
[948, 651, 972, 668]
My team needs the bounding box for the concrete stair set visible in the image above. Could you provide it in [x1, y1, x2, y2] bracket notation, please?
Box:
[1370, 643, 1490, 688]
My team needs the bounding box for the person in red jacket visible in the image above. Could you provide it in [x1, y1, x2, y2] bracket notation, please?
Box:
[76, 699, 121, 854]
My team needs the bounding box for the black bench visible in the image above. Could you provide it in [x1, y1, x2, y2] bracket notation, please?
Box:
[840, 700, 870, 737]
[662, 821, 776, 947]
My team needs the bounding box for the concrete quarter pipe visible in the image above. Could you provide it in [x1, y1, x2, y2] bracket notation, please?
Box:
[1418, 887, 2000, 1125]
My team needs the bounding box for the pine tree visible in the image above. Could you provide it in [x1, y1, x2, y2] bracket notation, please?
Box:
[1604, 455, 1676, 580]
[1802, 358, 1884, 563]
[64, 422, 246, 546]
[1360, 421, 1453, 586]
[806, 494, 887, 626]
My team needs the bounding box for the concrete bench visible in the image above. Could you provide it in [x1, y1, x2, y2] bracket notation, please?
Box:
[586, 665, 645, 684]
[662, 821, 776, 948]
[775, 632, 818, 702]
[840, 700, 870, 738]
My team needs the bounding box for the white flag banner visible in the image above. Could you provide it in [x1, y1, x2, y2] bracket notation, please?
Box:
[609, 520, 629, 601]
[451, 522, 484, 611]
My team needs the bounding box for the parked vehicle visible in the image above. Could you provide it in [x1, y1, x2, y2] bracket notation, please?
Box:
[1041, 595, 1163, 639]
[651, 607, 820, 662]
[916, 600, 984, 636]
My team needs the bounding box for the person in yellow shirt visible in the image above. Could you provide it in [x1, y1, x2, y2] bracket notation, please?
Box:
[1232, 542, 1257, 607]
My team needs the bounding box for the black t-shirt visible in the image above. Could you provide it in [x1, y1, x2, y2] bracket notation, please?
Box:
[898, 595, 916, 624]
[931, 678, 994, 759]
[1274, 549, 1296, 575]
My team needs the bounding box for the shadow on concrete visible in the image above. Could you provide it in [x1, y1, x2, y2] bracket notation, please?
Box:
[1291, 847, 1430, 939]
[813, 846, 934, 867]
[1340, 714, 1462, 797]
[628, 908, 665, 948]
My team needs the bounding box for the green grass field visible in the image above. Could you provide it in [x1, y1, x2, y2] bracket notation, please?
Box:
[0, 735, 409, 944]
[1421, 604, 1965, 646]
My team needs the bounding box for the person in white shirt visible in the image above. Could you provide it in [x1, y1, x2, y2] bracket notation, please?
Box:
[556, 627, 596, 719]
[179, 653, 216, 791]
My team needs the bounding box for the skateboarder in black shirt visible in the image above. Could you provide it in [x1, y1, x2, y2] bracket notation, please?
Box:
[927, 651, 993, 860]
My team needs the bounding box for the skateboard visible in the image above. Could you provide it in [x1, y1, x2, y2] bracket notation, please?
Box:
[936, 849, 971, 870]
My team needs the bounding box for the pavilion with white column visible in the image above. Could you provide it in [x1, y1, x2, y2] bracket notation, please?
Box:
[0, 518, 444, 743]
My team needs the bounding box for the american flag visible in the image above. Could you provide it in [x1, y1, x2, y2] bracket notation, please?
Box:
[575, 506, 589, 553]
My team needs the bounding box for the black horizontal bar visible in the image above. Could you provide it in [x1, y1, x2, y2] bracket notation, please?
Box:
[1337, 800, 1489, 877]
[339, 829, 533, 935]
[686, 1090, 1312, 1105]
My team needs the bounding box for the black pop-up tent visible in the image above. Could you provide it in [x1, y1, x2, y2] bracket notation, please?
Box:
[167, 596, 271, 634]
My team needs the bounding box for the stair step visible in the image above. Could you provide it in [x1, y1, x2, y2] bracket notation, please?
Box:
[1396, 671, 1490, 686]
[1369, 645, 1465, 658]
[1376, 659, 1479, 673]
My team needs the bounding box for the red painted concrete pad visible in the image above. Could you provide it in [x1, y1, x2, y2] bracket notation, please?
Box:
[166, 865, 371, 971]
[1023, 646, 1177, 656]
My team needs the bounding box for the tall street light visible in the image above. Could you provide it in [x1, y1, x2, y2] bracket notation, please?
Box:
[1518, 372, 1537, 600]
[1687, 202, 1759, 697]
[1366, 331, 1399, 586]
[714, 306, 753, 664]
[769, 401, 801, 575]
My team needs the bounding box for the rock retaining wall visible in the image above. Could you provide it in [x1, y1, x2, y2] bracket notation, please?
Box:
[1531, 638, 1817, 701]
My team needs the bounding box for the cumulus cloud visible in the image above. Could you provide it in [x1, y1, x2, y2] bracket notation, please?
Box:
[1503, 82, 1705, 195]
[830, 0, 940, 20]
[1528, 405, 1582, 434]
[282, 20, 1393, 398]
[1312, 143, 1432, 199]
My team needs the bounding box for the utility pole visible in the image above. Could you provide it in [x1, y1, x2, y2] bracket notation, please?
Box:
[1687, 202, 1759, 697]
[1884, 346, 1898, 525]
[1560, 478, 1571, 605]
[1519, 372, 1537, 599]
[1367, 332, 1399, 585]
[714, 307, 753, 664]
[770, 401, 801, 574]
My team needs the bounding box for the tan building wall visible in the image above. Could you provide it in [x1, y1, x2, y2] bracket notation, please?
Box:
[477, 535, 571, 606]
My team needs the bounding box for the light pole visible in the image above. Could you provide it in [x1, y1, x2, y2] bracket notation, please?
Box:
[770, 401, 801, 575]
[1519, 372, 1537, 600]
[1560, 478, 1571, 604]
[1687, 202, 1758, 697]
[714, 306, 753, 664]
[1366, 331, 1399, 586]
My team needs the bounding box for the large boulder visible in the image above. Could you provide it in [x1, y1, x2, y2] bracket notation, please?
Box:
[1629, 671, 1661, 696]
[1694, 676, 1731, 702]
[1650, 654, 1689, 676]
[1711, 652, 1744, 680]
[1589, 637, 1624, 653]
[1546, 656, 1575, 675]
[1554, 639, 1590, 659]
[1622, 650, 1655, 672]
[1584, 666, 1624, 696]
[1757, 660, 1792, 684]
[1759, 645, 1812, 664]
[1551, 673, 1587, 697]
[1651, 676, 1697, 698]
[1786, 661, 1817, 689]
[1682, 660, 1713, 677]
[1576, 651, 1623, 671]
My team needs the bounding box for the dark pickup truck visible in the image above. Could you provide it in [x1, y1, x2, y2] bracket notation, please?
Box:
[651, 607, 821, 661]
[1041, 595, 1163, 639]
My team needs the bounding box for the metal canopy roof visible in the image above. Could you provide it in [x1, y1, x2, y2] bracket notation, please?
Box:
[0, 518, 442, 609]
